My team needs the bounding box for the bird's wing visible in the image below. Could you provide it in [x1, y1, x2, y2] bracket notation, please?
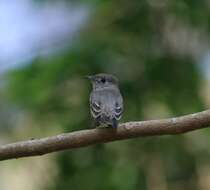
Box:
[114, 94, 123, 120]
[90, 88, 123, 121]
[90, 91, 102, 118]
[99, 88, 123, 120]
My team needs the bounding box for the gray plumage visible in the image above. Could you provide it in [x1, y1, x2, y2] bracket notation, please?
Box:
[87, 73, 123, 128]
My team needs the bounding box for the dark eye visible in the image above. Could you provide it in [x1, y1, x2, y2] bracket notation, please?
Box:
[101, 78, 106, 83]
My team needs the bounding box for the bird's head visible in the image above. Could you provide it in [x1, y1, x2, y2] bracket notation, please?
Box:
[87, 73, 119, 90]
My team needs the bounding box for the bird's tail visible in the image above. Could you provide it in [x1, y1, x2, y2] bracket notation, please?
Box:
[112, 118, 118, 128]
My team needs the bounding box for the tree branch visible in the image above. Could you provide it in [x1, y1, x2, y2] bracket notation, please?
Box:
[1, 109, 210, 161]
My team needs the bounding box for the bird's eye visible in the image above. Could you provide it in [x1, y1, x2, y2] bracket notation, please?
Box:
[101, 78, 106, 83]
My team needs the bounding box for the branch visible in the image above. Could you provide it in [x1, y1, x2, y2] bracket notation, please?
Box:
[1, 109, 210, 161]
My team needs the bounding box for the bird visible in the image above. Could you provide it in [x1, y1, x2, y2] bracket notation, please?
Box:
[87, 73, 123, 128]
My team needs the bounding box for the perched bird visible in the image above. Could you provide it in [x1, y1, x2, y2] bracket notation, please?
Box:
[87, 73, 123, 128]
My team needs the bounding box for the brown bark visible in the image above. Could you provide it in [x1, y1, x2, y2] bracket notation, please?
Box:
[1, 109, 210, 161]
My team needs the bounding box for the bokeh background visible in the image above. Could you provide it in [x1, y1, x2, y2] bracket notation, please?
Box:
[1, 0, 210, 189]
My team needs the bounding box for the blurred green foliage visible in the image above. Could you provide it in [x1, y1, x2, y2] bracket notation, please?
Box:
[6, 0, 210, 189]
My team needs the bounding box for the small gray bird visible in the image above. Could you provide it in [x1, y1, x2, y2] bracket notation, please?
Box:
[87, 73, 123, 128]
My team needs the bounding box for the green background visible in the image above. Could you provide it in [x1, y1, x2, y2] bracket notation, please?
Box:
[2, 0, 210, 190]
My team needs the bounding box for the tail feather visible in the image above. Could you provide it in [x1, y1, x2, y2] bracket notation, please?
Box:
[112, 118, 118, 128]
